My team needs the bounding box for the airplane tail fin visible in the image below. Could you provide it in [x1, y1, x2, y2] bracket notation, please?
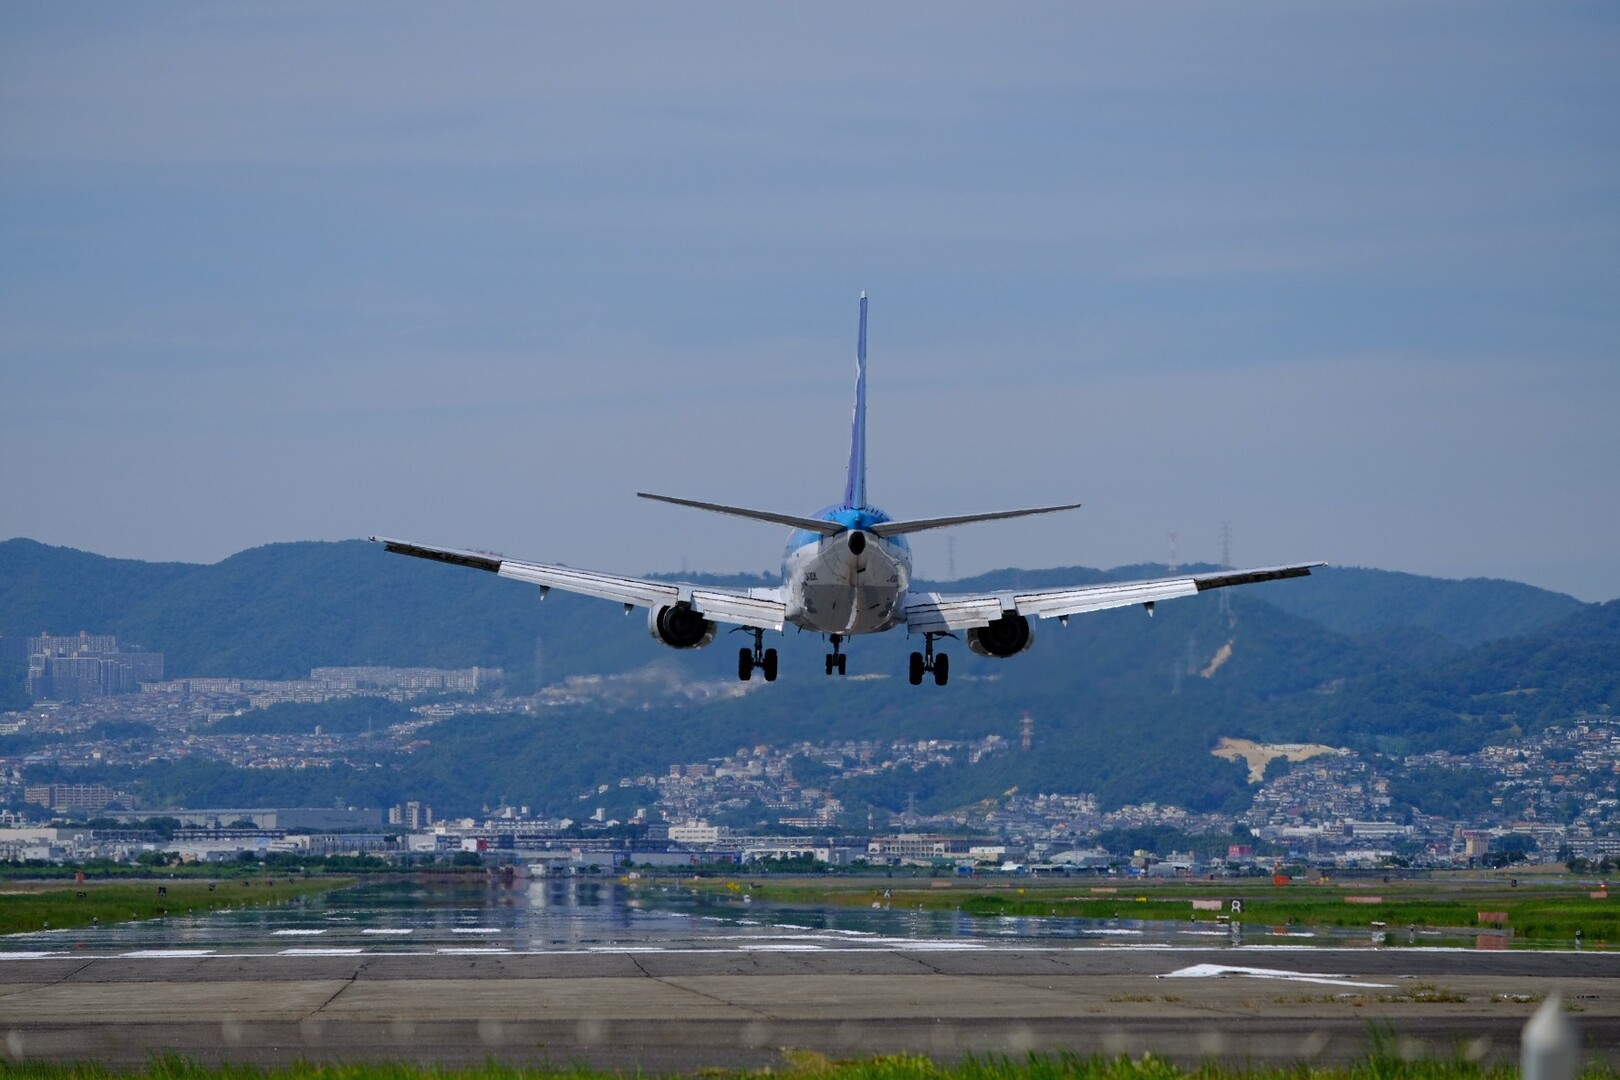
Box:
[843, 292, 868, 510]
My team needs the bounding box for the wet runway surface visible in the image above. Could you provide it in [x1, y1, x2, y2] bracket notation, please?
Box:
[2, 881, 1615, 1069]
[0, 878, 1471, 958]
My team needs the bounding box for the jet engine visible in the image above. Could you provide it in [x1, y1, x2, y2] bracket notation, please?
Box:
[966, 611, 1034, 658]
[647, 603, 717, 649]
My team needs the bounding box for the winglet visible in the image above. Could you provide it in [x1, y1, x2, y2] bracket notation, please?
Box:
[843, 293, 869, 510]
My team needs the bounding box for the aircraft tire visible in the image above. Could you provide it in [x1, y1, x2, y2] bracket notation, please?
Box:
[934, 652, 949, 686]
[837, 654, 847, 676]
[738, 647, 753, 681]
[763, 649, 778, 682]
[908, 652, 925, 685]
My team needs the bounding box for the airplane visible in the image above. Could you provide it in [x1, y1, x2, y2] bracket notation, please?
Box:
[372, 295, 1323, 687]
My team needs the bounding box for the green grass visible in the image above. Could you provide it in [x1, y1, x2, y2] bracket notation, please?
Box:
[0, 1052, 1614, 1080]
[665, 874, 1620, 946]
[0, 877, 354, 935]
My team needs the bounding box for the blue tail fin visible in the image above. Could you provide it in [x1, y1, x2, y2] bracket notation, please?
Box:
[843, 293, 868, 509]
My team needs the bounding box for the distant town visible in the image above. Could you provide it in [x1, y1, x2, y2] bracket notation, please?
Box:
[2, 631, 1618, 875]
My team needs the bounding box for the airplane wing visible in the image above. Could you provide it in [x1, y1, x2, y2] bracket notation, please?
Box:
[370, 537, 787, 631]
[904, 563, 1325, 634]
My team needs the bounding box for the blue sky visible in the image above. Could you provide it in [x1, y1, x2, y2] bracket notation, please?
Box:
[3, 3, 1617, 600]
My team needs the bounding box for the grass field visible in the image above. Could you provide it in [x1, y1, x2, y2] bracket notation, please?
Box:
[663, 873, 1619, 947]
[0, 877, 354, 935]
[0, 1052, 1613, 1080]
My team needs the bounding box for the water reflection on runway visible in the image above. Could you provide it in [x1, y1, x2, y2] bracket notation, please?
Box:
[3, 878, 1401, 958]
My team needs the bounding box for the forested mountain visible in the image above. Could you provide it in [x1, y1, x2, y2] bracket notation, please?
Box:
[3, 537, 1615, 816]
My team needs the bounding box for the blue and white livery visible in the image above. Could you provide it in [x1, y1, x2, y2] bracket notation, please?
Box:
[373, 296, 1322, 686]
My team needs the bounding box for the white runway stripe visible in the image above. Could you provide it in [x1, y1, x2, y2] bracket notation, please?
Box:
[1157, 963, 1392, 987]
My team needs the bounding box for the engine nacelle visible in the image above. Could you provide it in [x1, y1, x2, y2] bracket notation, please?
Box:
[647, 604, 718, 650]
[966, 612, 1035, 658]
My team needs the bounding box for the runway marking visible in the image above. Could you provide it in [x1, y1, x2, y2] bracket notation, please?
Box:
[0, 952, 52, 960]
[1158, 963, 1393, 987]
[279, 947, 365, 956]
[272, 929, 327, 936]
[361, 928, 414, 935]
[451, 927, 501, 935]
[436, 947, 508, 955]
[740, 943, 823, 951]
[121, 950, 215, 958]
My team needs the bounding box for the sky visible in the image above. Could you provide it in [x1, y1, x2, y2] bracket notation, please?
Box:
[2, 3, 1617, 601]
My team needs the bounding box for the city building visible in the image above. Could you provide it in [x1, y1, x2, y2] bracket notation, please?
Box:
[9, 632, 164, 702]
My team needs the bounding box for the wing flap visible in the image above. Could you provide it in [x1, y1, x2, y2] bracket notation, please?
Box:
[690, 588, 788, 631]
[905, 562, 1323, 634]
[903, 592, 1012, 634]
[373, 536, 787, 631]
[1192, 563, 1323, 590]
[496, 559, 680, 609]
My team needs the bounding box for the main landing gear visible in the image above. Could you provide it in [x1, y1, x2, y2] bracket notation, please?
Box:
[909, 633, 950, 687]
[736, 628, 777, 682]
[824, 634, 848, 676]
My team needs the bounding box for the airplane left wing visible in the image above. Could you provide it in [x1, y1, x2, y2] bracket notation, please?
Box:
[371, 537, 787, 631]
[904, 562, 1324, 634]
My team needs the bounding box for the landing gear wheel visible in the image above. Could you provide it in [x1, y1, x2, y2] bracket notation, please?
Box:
[909, 632, 954, 687]
[738, 647, 753, 682]
[824, 633, 847, 676]
[763, 648, 778, 682]
[836, 654, 847, 676]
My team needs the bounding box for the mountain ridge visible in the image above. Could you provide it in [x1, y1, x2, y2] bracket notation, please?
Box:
[3, 537, 1614, 817]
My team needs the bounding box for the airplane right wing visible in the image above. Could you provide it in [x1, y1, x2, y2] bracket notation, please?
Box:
[905, 563, 1324, 634]
[371, 537, 786, 631]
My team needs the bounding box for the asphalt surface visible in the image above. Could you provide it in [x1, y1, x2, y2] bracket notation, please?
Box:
[0, 948, 1614, 1070]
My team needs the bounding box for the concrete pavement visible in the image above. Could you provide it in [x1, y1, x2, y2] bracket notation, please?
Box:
[0, 948, 1614, 1070]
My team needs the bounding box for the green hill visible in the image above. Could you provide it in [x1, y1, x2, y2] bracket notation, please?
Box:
[2, 537, 1612, 817]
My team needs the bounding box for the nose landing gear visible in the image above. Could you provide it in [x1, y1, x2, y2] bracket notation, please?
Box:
[736, 628, 778, 682]
[909, 632, 950, 686]
[823, 634, 848, 676]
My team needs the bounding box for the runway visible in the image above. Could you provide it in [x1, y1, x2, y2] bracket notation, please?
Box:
[0, 947, 1614, 1070]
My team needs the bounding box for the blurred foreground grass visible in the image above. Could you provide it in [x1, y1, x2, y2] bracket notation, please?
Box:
[0, 1053, 1616, 1080]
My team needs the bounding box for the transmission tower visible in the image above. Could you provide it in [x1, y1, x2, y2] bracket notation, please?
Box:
[1218, 523, 1234, 621]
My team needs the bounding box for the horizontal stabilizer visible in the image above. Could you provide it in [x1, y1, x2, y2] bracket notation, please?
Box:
[870, 502, 1082, 538]
[637, 492, 845, 535]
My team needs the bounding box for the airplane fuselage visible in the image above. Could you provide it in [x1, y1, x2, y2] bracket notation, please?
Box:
[782, 506, 912, 635]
